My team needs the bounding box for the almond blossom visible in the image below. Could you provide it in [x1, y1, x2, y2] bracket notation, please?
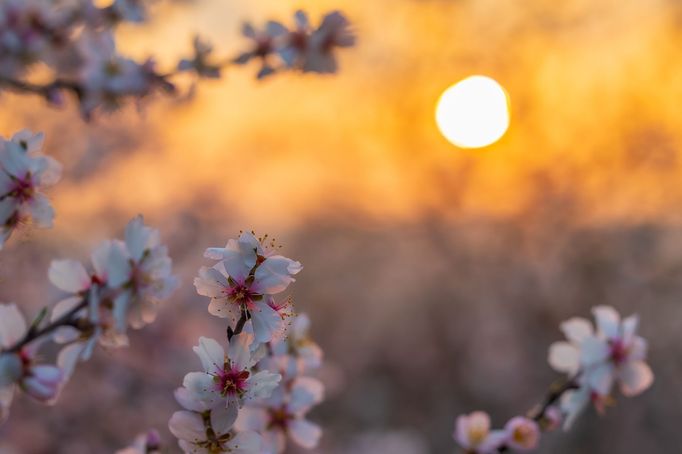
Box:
[170, 385, 262, 454]
[0, 130, 61, 248]
[195, 232, 301, 343]
[503, 417, 540, 451]
[0, 303, 63, 422]
[236, 376, 324, 453]
[453, 411, 506, 454]
[548, 306, 653, 427]
[183, 335, 281, 413]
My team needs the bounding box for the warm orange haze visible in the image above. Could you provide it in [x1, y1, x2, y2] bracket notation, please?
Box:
[0, 0, 681, 452]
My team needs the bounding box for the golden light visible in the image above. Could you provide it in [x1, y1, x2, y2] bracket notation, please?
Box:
[435, 75, 510, 149]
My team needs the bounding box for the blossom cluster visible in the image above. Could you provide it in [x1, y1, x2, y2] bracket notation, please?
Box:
[0, 215, 178, 423]
[0, 130, 61, 249]
[235, 10, 356, 79]
[453, 306, 653, 453]
[0, 1, 355, 119]
[168, 232, 325, 453]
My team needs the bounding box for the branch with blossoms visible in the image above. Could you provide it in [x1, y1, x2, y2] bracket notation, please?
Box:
[454, 306, 654, 453]
[0, 215, 178, 423]
[0, 0, 355, 120]
[162, 232, 325, 453]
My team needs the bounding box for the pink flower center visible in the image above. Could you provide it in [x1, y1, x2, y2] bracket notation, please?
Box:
[609, 339, 628, 365]
[10, 174, 35, 202]
[228, 283, 257, 306]
[215, 367, 250, 397]
[268, 406, 292, 431]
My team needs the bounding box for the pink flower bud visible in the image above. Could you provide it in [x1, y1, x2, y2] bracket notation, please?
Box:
[21, 365, 62, 401]
[504, 416, 540, 451]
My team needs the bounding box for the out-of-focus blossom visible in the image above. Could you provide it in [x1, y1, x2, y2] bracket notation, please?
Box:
[0, 131, 61, 249]
[236, 376, 324, 453]
[503, 416, 540, 451]
[77, 31, 164, 118]
[178, 36, 221, 79]
[108, 0, 147, 23]
[304, 11, 355, 74]
[116, 429, 161, 454]
[234, 21, 288, 79]
[108, 215, 179, 332]
[169, 402, 261, 454]
[195, 232, 301, 343]
[453, 412, 506, 454]
[183, 335, 281, 413]
[0, 304, 63, 423]
[262, 313, 322, 379]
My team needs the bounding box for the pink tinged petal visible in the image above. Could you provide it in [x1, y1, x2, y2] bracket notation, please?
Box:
[112, 291, 131, 332]
[0, 384, 14, 424]
[559, 317, 593, 344]
[125, 215, 150, 261]
[31, 365, 62, 386]
[622, 314, 639, 344]
[168, 410, 206, 443]
[106, 241, 133, 287]
[57, 342, 85, 383]
[91, 240, 113, 280]
[37, 156, 61, 186]
[253, 256, 299, 294]
[245, 371, 281, 401]
[548, 342, 581, 374]
[288, 419, 322, 449]
[193, 337, 225, 374]
[0, 304, 27, 347]
[175, 386, 209, 412]
[194, 266, 228, 298]
[251, 301, 284, 343]
[629, 337, 648, 362]
[210, 403, 239, 434]
[24, 193, 54, 228]
[289, 377, 324, 413]
[618, 361, 654, 396]
[226, 430, 262, 453]
[22, 370, 62, 401]
[48, 259, 90, 293]
[234, 406, 269, 432]
[0, 354, 22, 386]
[586, 362, 615, 395]
[504, 417, 540, 451]
[0, 172, 13, 195]
[222, 250, 251, 283]
[227, 333, 254, 371]
[0, 143, 30, 177]
[479, 430, 508, 452]
[208, 298, 241, 325]
[592, 305, 621, 339]
[182, 372, 220, 406]
[11, 130, 44, 154]
[560, 387, 590, 430]
[580, 336, 610, 367]
[178, 439, 208, 454]
[455, 411, 491, 449]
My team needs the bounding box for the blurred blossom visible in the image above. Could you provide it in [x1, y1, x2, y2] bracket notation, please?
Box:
[0, 130, 61, 249]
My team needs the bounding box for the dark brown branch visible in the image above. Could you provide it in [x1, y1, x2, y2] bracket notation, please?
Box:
[4, 298, 87, 353]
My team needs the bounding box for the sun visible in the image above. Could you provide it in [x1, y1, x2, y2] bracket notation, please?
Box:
[435, 75, 510, 149]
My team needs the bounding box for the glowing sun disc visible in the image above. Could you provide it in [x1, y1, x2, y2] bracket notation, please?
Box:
[435, 75, 510, 149]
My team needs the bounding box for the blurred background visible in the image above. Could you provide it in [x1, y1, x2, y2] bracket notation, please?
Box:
[1, 0, 681, 452]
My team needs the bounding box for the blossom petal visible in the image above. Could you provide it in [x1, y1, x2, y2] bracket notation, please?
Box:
[48, 260, 90, 293]
[193, 337, 225, 374]
[549, 342, 581, 374]
[289, 419, 322, 449]
[618, 361, 653, 396]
